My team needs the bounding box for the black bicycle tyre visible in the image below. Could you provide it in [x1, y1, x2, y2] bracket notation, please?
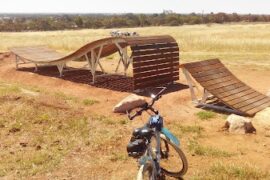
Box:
[159, 134, 188, 177]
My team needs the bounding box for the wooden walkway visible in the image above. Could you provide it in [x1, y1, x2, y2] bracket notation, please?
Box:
[182, 59, 270, 116]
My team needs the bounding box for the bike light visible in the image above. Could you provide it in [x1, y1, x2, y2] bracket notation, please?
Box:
[150, 94, 156, 99]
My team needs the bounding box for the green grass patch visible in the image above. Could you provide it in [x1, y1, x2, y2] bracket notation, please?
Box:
[82, 98, 99, 106]
[193, 162, 270, 179]
[54, 91, 78, 103]
[196, 110, 216, 120]
[95, 115, 116, 125]
[109, 152, 128, 162]
[0, 83, 21, 95]
[188, 140, 233, 157]
[209, 163, 270, 180]
[169, 124, 205, 139]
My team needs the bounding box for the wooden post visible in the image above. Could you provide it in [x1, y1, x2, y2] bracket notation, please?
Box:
[200, 89, 210, 104]
[115, 50, 123, 73]
[182, 68, 198, 103]
[15, 55, 19, 69]
[115, 42, 130, 75]
[57, 63, 65, 77]
[34, 64, 38, 72]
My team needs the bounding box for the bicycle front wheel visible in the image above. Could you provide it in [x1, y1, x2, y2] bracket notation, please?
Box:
[159, 134, 188, 177]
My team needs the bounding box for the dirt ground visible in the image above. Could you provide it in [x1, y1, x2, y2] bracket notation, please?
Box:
[0, 55, 270, 179]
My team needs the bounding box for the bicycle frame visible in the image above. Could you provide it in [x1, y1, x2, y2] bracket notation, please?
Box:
[126, 87, 186, 179]
[141, 131, 162, 179]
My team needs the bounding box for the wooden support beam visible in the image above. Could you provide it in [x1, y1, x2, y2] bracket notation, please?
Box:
[15, 55, 19, 69]
[56, 63, 65, 77]
[34, 64, 38, 72]
[182, 68, 198, 103]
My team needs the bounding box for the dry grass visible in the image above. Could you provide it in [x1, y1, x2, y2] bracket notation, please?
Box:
[187, 140, 234, 158]
[192, 162, 270, 180]
[1, 23, 270, 68]
[0, 81, 269, 179]
[0, 82, 130, 178]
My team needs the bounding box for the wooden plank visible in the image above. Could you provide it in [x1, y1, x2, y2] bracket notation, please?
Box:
[233, 95, 267, 109]
[188, 63, 225, 74]
[134, 68, 179, 78]
[134, 72, 179, 85]
[132, 47, 179, 57]
[183, 59, 220, 69]
[201, 76, 236, 87]
[207, 79, 240, 91]
[226, 92, 261, 106]
[133, 62, 179, 74]
[133, 53, 179, 62]
[241, 97, 270, 112]
[195, 71, 232, 82]
[134, 71, 179, 82]
[222, 89, 259, 105]
[245, 100, 270, 115]
[128, 37, 176, 45]
[192, 67, 229, 78]
[218, 86, 250, 98]
[222, 89, 255, 102]
[133, 57, 178, 68]
[131, 43, 178, 51]
[211, 83, 245, 95]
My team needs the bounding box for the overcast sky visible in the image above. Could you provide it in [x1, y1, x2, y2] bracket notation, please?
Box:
[1, 0, 270, 14]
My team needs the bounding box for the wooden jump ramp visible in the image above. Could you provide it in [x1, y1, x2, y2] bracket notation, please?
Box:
[10, 35, 179, 91]
[181, 59, 270, 116]
[10, 36, 269, 116]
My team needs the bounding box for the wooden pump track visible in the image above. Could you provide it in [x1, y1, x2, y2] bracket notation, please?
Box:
[181, 59, 270, 116]
[10, 35, 179, 91]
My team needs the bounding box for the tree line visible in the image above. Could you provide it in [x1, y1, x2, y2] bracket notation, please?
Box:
[1, 13, 270, 32]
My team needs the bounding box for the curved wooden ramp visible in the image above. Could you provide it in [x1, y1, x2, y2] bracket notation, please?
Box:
[182, 59, 270, 116]
[10, 36, 179, 91]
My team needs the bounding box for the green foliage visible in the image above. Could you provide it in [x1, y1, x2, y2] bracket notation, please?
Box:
[82, 99, 99, 106]
[1, 13, 270, 32]
[193, 162, 270, 179]
[179, 125, 204, 135]
[210, 163, 269, 179]
[196, 110, 216, 120]
[188, 140, 233, 157]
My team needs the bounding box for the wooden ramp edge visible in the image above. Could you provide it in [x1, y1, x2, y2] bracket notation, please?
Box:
[182, 59, 270, 116]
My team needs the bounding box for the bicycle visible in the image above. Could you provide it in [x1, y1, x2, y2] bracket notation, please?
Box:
[126, 87, 188, 180]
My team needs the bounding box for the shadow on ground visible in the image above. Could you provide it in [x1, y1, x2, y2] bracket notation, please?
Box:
[19, 66, 134, 92]
[136, 83, 189, 97]
[19, 66, 189, 94]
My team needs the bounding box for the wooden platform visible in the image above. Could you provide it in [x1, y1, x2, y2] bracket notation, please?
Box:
[10, 36, 180, 91]
[182, 59, 270, 116]
[10, 46, 64, 63]
[131, 39, 179, 89]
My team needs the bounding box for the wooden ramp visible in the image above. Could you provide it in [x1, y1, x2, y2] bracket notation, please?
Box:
[181, 59, 270, 116]
[10, 36, 179, 91]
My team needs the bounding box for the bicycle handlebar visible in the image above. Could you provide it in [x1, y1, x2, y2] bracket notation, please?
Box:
[126, 87, 167, 120]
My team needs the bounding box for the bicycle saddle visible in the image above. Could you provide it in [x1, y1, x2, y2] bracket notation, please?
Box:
[132, 126, 153, 140]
